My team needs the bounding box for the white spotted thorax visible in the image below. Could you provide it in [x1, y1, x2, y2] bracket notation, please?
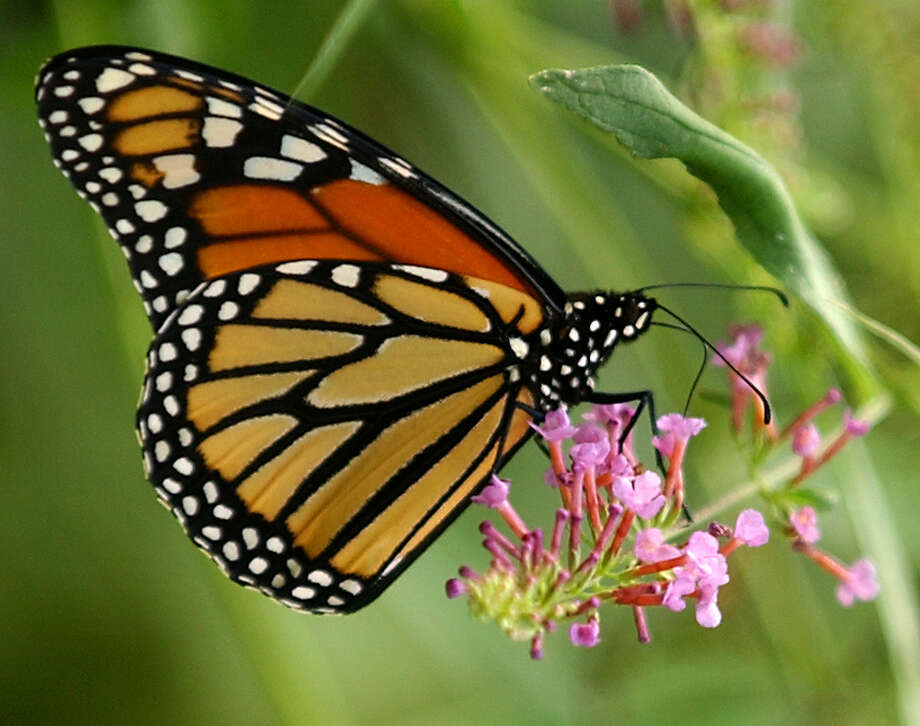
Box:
[523, 291, 656, 409]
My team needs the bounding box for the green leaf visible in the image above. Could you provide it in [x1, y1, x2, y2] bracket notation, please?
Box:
[530, 64, 875, 391]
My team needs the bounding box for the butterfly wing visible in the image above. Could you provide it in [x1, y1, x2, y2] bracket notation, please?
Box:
[35, 45, 566, 331]
[140, 260, 538, 611]
[36, 46, 563, 612]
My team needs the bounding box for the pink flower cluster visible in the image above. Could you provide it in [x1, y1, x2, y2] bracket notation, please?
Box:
[717, 324, 879, 606]
[447, 406, 770, 658]
[446, 322, 879, 659]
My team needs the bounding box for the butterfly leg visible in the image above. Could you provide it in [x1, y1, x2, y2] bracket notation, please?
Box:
[511, 400, 553, 460]
[584, 389, 665, 471]
[587, 390, 693, 520]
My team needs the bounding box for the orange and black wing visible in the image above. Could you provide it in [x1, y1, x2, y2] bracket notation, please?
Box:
[36, 46, 567, 612]
[35, 45, 566, 332]
[138, 260, 539, 611]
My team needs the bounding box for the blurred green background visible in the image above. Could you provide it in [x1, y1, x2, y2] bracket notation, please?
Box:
[2, 1, 918, 724]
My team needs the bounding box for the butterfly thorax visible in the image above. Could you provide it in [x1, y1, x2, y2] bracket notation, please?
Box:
[522, 291, 656, 410]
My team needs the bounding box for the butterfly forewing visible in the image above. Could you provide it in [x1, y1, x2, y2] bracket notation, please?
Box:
[139, 259, 538, 611]
[35, 46, 565, 332]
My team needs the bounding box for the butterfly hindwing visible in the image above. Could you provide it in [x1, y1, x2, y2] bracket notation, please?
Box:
[139, 259, 538, 611]
[35, 46, 566, 332]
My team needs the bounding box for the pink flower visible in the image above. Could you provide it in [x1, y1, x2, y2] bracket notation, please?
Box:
[612, 471, 666, 519]
[445, 578, 467, 599]
[652, 414, 706, 456]
[609, 453, 632, 476]
[714, 324, 765, 370]
[530, 408, 576, 442]
[586, 403, 637, 454]
[843, 409, 871, 437]
[696, 583, 723, 628]
[734, 509, 770, 547]
[570, 424, 611, 472]
[662, 573, 695, 612]
[635, 528, 681, 564]
[789, 507, 820, 544]
[569, 619, 600, 647]
[662, 532, 731, 617]
[471, 475, 510, 508]
[836, 559, 879, 606]
[657, 413, 707, 439]
[792, 423, 820, 457]
[682, 532, 730, 589]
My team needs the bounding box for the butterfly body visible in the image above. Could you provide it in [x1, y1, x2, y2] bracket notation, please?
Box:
[36, 46, 654, 612]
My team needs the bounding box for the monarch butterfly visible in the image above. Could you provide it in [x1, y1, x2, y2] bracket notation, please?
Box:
[36, 46, 658, 614]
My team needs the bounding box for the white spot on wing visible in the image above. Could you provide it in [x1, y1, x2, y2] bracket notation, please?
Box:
[292, 586, 316, 600]
[178, 305, 203, 325]
[379, 157, 417, 179]
[128, 62, 155, 76]
[135, 200, 169, 222]
[164, 227, 187, 248]
[181, 328, 202, 350]
[175, 70, 204, 82]
[243, 156, 303, 181]
[308, 569, 333, 587]
[238, 273, 260, 295]
[331, 264, 360, 288]
[96, 67, 135, 93]
[203, 280, 226, 297]
[153, 154, 200, 189]
[218, 301, 239, 320]
[158, 252, 184, 276]
[393, 265, 448, 282]
[266, 537, 285, 553]
[249, 98, 284, 120]
[309, 123, 348, 150]
[182, 496, 199, 516]
[223, 542, 240, 561]
[98, 167, 122, 183]
[78, 134, 103, 152]
[201, 117, 243, 148]
[349, 160, 385, 185]
[281, 135, 326, 163]
[509, 337, 529, 359]
[206, 96, 243, 118]
[276, 260, 316, 275]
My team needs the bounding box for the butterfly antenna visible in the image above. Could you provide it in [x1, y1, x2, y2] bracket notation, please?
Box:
[650, 321, 708, 415]
[653, 303, 774, 424]
[637, 282, 789, 307]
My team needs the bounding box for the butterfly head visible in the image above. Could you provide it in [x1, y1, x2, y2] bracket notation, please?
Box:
[525, 290, 656, 408]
